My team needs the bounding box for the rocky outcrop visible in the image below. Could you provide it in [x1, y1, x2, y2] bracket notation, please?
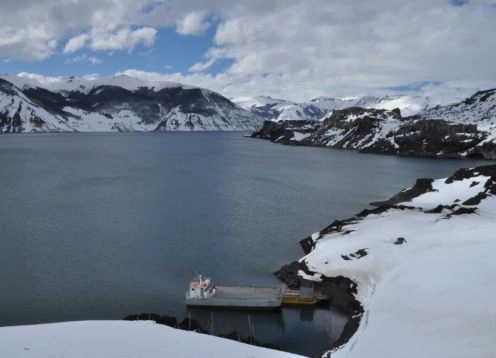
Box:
[249, 120, 319, 144]
[250, 96, 496, 159]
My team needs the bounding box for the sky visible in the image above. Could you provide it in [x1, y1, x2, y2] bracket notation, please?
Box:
[1, 0, 495, 101]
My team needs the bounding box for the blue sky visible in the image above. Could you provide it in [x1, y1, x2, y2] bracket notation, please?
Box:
[0, 0, 495, 101]
[3, 27, 220, 77]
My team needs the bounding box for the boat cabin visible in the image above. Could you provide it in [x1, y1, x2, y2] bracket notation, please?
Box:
[188, 274, 215, 299]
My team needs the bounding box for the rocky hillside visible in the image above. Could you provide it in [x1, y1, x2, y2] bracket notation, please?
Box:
[416, 88, 496, 127]
[251, 90, 496, 159]
[232, 95, 338, 122]
[0, 74, 262, 133]
[276, 165, 496, 357]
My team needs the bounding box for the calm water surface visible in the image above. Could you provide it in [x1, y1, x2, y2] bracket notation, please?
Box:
[0, 132, 490, 356]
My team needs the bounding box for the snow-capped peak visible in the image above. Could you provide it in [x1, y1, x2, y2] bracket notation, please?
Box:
[0, 73, 262, 133]
[2, 73, 188, 94]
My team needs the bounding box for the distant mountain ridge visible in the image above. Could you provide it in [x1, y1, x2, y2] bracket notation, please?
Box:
[415, 88, 496, 128]
[233, 94, 458, 122]
[0, 74, 263, 133]
[250, 89, 496, 159]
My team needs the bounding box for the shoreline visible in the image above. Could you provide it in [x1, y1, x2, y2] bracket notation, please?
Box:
[274, 164, 496, 357]
[249, 106, 496, 160]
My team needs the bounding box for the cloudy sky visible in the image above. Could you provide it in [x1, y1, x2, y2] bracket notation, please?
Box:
[1, 0, 495, 101]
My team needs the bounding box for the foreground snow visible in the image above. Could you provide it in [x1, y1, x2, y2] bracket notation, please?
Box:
[297, 168, 496, 357]
[0, 320, 304, 358]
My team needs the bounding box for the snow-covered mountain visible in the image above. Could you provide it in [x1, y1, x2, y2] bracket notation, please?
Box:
[354, 94, 456, 117]
[276, 164, 496, 357]
[232, 95, 335, 122]
[251, 89, 496, 159]
[0, 74, 262, 133]
[234, 94, 457, 122]
[417, 88, 496, 127]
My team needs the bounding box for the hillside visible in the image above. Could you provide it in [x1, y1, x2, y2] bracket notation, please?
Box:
[277, 165, 496, 357]
[0, 74, 262, 133]
[250, 89, 496, 159]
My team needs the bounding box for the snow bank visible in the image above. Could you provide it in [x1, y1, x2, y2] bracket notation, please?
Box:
[0, 320, 304, 358]
[291, 132, 312, 141]
[298, 167, 496, 357]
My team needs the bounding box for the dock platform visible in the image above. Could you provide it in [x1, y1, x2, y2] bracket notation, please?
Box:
[185, 275, 326, 309]
[186, 285, 284, 309]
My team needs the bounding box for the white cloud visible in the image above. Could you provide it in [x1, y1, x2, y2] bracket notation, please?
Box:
[64, 34, 89, 53]
[88, 56, 102, 65]
[116, 68, 495, 103]
[189, 47, 228, 72]
[184, 0, 496, 100]
[0, 25, 57, 61]
[176, 12, 209, 35]
[89, 26, 157, 51]
[65, 54, 102, 65]
[17, 72, 68, 86]
[0, 1, 495, 100]
[64, 26, 157, 54]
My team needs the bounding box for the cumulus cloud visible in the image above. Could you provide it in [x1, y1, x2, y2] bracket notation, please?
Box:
[90, 26, 157, 51]
[176, 12, 210, 35]
[65, 55, 102, 65]
[0, 25, 57, 61]
[0, 0, 164, 60]
[64, 26, 156, 53]
[1, 0, 496, 99]
[64, 34, 89, 54]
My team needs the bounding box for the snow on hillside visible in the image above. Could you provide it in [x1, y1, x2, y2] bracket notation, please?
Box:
[0, 320, 304, 358]
[419, 89, 496, 128]
[251, 100, 496, 159]
[0, 74, 262, 132]
[355, 95, 457, 117]
[232, 96, 292, 110]
[235, 95, 458, 123]
[295, 166, 496, 357]
[0, 79, 74, 132]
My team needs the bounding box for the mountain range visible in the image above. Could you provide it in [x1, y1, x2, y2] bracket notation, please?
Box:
[0, 74, 262, 133]
[250, 89, 496, 159]
[232, 93, 458, 122]
[1, 73, 495, 149]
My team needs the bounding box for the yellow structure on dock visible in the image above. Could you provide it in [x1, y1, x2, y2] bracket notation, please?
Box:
[281, 279, 328, 306]
[282, 296, 319, 305]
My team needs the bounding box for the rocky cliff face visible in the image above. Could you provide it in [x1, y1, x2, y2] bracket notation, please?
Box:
[0, 75, 262, 133]
[250, 92, 496, 159]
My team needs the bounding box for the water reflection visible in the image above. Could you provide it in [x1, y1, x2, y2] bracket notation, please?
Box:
[188, 304, 348, 357]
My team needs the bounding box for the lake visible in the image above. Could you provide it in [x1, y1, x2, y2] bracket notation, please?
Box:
[0, 132, 489, 357]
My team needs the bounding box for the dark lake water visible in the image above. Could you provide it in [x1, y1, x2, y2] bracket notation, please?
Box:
[0, 132, 490, 356]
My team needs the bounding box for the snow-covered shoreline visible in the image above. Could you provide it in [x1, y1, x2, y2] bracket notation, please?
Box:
[284, 165, 496, 357]
[0, 320, 304, 358]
